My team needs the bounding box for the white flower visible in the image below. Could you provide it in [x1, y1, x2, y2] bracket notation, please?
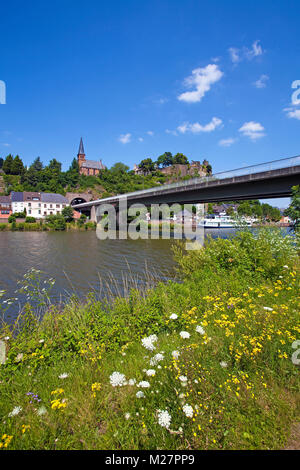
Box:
[146, 369, 156, 377]
[58, 373, 69, 379]
[128, 379, 136, 386]
[136, 391, 145, 398]
[169, 313, 178, 320]
[179, 375, 188, 383]
[36, 406, 47, 416]
[8, 406, 22, 417]
[157, 410, 171, 429]
[137, 381, 150, 388]
[283, 265, 288, 269]
[180, 331, 190, 339]
[263, 307, 273, 312]
[220, 361, 228, 368]
[4, 336, 10, 341]
[110, 371, 126, 387]
[196, 325, 205, 335]
[125, 413, 131, 420]
[183, 404, 194, 418]
[39, 339, 45, 343]
[150, 353, 164, 366]
[172, 350, 180, 359]
[141, 334, 158, 351]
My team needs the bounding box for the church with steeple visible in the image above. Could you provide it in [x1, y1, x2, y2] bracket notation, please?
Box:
[77, 138, 106, 176]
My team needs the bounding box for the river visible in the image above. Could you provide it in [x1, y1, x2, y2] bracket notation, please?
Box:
[0, 228, 258, 323]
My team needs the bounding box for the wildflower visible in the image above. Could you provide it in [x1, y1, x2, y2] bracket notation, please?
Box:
[182, 404, 194, 418]
[263, 307, 273, 312]
[137, 381, 150, 388]
[141, 334, 158, 351]
[136, 391, 145, 398]
[91, 382, 101, 397]
[8, 406, 22, 417]
[150, 353, 164, 365]
[0, 434, 13, 448]
[283, 265, 288, 269]
[4, 336, 9, 341]
[58, 373, 69, 379]
[172, 350, 180, 359]
[169, 313, 178, 320]
[125, 413, 131, 420]
[179, 375, 188, 384]
[196, 325, 205, 335]
[110, 371, 126, 387]
[128, 379, 136, 386]
[157, 410, 171, 429]
[220, 361, 228, 368]
[36, 406, 47, 416]
[39, 339, 45, 343]
[146, 369, 156, 377]
[21, 424, 31, 434]
[180, 331, 190, 339]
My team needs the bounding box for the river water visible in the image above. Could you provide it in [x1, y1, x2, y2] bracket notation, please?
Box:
[0, 228, 248, 323]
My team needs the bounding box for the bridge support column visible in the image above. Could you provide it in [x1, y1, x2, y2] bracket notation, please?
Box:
[90, 205, 97, 223]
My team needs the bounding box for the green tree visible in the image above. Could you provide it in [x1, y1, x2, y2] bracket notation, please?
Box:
[110, 162, 130, 174]
[11, 155, 25, 175]
[139, 158, 155, 174]
[173, 153, 189, 165]
[156, 152, 173, 168]
[285, 185, 300, 230]
[62, 205, 74, 222]
[30, 157, 43, 172]
[0, 157, 3, 169]
[2, 154, 14, 174]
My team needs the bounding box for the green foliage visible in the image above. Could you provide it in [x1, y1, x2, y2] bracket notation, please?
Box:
[25, 216, 36, 223]
[45, 214, 66, 231]
[62, 205, 74, 222]
[285, 185, 300, 231]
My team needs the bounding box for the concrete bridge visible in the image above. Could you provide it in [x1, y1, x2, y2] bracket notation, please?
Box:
[73, 156, 300, 221]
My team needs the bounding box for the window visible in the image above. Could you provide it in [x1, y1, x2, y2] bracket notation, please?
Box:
[28, 203, 31, 207]
[50, 204, 52, 208]
[28, 210, 31, 214]
[44, 204, 47, 208]
[38, 210, 41, 214]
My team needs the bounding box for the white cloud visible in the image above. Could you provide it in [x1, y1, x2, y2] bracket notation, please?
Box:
[254, 74, 269, 88]
[219, 137, 237, 147]
[228, 47, 240, 64]
[229, 40, 264, 64]
[178, 64, 223, 103]
[239, 121, 265, 140]
[177, 117, 223, 134]
[138, 137, 144, 142]
[1, 143, 10, 147]
[284, 107, 300, 120]
[147, 131, 154, 136]
[119, 133, 131, 144]
[165, 129, 178, 136]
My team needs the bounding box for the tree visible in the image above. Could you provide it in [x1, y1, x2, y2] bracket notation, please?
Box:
[2, 154, 14, 174]
[11, 155, 25, 175]
[62, 205, 74, 222]
[285, 185, 300, 231]
[139, 158, 155, 174]
[0, 157, 3, 169]
[30, 157, 43, 172]
[110, 162, 129, 174]
[173, 153, 188, 165]
[156, 152, 173, 168]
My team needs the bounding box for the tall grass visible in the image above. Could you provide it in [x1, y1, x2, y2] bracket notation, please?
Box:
[0, 228, 299, 450]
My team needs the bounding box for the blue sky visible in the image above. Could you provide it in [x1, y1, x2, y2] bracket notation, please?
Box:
[1, 0, 300, 207]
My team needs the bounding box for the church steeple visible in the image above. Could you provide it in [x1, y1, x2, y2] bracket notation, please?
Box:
[78, 137, 85, 156]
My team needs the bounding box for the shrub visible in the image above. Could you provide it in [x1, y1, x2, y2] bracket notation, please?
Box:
[25, 216, 36, 223]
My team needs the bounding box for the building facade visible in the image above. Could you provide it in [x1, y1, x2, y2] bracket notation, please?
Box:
[10, 192, 69, 219]
[0, 195, 12, 220]
[77, 138, 106, 176]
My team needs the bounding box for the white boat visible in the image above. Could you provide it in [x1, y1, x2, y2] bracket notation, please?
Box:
[198, 215, 251, 228]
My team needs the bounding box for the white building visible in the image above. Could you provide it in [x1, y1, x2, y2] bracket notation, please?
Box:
[11, 192, 69, 219]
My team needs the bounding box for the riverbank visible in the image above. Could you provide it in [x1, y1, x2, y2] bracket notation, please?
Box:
[0, 228, 299, 450]
[0, 221, 96, 231]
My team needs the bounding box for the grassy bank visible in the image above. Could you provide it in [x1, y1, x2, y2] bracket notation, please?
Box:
[0, 221, 96, 232]
[0, 228, 299, 450]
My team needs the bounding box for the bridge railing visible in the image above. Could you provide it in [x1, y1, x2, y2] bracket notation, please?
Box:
[76, 155, 300, 206]
[117, 154, 300, 199]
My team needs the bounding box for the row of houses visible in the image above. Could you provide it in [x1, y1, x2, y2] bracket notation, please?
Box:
[0, 192, 69, 221]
